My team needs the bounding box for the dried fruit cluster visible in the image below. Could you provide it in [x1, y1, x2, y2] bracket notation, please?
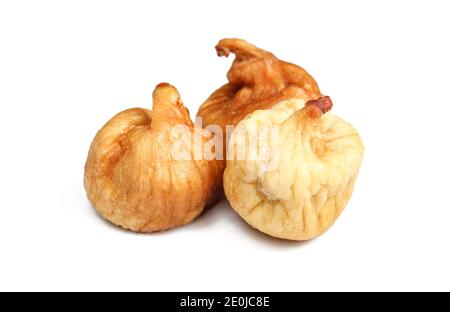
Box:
[85, 39, 364, 240]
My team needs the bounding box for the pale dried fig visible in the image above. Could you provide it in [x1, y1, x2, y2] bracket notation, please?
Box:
[84, 83, 221, 232]
[224, 97, 364, 241]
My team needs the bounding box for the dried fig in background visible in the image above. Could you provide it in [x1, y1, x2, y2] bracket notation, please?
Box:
[85, 83, 221, 232]
[197, 38, 321, 134]
[224, 97, 364, 241]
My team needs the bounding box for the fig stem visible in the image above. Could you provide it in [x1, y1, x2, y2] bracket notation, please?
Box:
[305, 96, 333, 119]
[216, 38, 267, 60]
[151, 83, 193, 130]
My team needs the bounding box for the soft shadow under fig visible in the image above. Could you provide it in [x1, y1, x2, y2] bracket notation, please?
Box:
[86, 200, 223, 236]
[184, 199, 229, 230]
[220, 202, 314, 248]
[189, 200, 315, 248]
[87, 201, 137, 235]
[87, 199, 316, 247]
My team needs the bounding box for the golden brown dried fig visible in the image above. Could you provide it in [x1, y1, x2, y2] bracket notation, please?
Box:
[84, 83, 221, 232]
[197, 38, 321, 134]
[224, 97, 364, 241]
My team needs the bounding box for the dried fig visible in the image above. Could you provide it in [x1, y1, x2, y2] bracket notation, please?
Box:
[84, 83, 221, 232]
[197, 38, 321, 135]
[223, 97, 364, 241]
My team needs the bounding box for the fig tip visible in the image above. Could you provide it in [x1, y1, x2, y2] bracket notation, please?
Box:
[305, 96, 333, 119]
[156, 82, 171, 88]
[306, 96, 333, 113]
[215, 45, 230, 57]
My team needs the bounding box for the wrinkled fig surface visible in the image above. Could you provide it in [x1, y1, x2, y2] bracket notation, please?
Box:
[197, 38, 321, 134]
[85, 83, 221, 232]
[224, 98, 364, 241]
[196, 39, 322, 198]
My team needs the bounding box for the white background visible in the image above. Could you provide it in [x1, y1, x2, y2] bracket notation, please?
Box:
[1, 0, 449, 292]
